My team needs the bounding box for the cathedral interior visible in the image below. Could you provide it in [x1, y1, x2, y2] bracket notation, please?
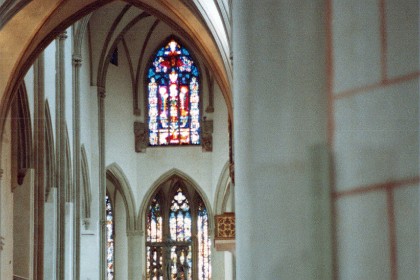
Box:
[0, 0, 419, 279]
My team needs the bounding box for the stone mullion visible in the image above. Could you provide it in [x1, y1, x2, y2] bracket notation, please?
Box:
[98, 87, 106, 280]
[33, 53, 45, 280]
[72, 54, 82, 280]
[56, 31, 67, 280]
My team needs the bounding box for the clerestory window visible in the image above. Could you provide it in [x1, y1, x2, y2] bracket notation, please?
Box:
[147, 38, 201, 146]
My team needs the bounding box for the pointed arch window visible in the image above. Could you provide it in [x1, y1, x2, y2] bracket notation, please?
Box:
[147, 38, 201, 146]
[146, 181, 211, 280]
[106, 193, 115, 279]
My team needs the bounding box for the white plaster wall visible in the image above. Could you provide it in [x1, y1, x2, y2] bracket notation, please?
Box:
[13, 170, 34, 279]
[0, 113, 13, 280]
[24, 66, 35, 135]
[210, 84, 229, 204]
[44, 41, 57, 142]
[79, 26, 101, 279]
[44, 188, 57, 280]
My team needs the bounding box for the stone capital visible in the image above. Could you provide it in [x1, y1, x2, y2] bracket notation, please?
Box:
[98, 86, 106, 99]
[72, 55, 82, 67]
[58, 31, 68, 40]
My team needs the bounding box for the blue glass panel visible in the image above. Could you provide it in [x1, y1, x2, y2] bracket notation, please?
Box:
[147, 39, 200, 146]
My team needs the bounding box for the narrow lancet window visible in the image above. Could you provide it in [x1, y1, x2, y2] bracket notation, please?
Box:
[106, 194, 115, 279]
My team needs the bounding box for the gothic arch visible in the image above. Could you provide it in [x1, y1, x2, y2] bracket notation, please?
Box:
[80, 145, 92, 225]
[11, 82, 33, 188]
[0, 0, 232, 148]
[138, 168, 213, 233]
[106, 163, 137, 232]
[73, 14, 92, 58]
[213, 161, 232, 215]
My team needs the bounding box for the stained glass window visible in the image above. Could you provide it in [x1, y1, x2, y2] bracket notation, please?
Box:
[147, 39, 201, 146]
[106, 194, 114, 280]
[146, 183, 211, 280]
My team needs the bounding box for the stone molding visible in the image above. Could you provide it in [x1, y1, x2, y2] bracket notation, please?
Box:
[127, 230, 144, 237]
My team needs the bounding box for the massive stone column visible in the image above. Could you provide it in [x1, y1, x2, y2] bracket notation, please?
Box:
[232, 1, 330, 279]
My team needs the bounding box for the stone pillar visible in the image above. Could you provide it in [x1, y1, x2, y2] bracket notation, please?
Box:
[72, 54, 82, 280]
[127, 230, 143, 279]
[97, 87, 106, 280]
[56, 30, 67, 280]
[33, 53, 45, 280]
[232, 1, 329, 279]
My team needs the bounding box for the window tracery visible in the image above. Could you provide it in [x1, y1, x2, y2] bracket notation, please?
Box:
[147, 39, 201, 146]
[146, 182, 211, 280]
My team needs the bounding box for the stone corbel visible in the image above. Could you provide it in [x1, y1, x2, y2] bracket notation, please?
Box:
[134, 122, 148, 153]
[201, 118, 213, 152]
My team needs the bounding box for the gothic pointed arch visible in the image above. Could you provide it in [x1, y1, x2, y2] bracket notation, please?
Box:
[44, 100, 55, 201]
[106, 163, 137, 232]
[139, 168, 213, 232]
[11, 82, 33, 188]
[213, 161, 232, 215]
[141, 169, 213, 280]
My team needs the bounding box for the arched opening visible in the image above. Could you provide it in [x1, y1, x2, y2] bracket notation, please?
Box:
[145, 175, 211, 280]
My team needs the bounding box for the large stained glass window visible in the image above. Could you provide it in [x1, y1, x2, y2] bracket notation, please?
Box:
[106, 194, 115, 280]
[147, 39, 200, 146]
[146, 182, 211, 280]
